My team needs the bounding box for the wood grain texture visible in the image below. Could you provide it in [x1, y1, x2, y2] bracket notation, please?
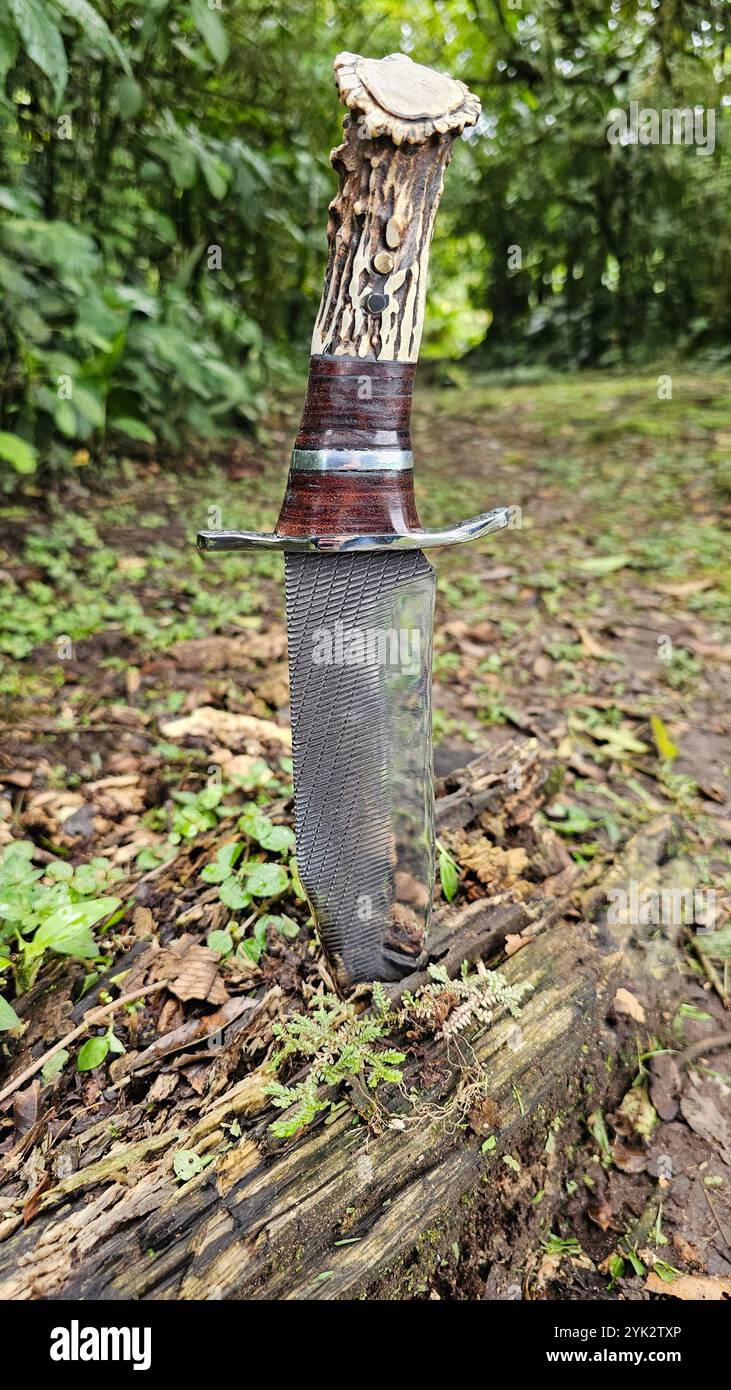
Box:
[282, 357, 419, 536]
[276, 468, 420, 537]
[294, 355, 415, 451]
[310, 53, 480, 362]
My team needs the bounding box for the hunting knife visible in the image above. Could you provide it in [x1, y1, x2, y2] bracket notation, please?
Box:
[199, 52, 508, 992]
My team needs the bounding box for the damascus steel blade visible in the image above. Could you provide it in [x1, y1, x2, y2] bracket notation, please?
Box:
[285, 550, 436, 989]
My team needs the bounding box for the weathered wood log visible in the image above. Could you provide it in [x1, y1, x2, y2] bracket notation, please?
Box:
[0, 742, 688, 1301]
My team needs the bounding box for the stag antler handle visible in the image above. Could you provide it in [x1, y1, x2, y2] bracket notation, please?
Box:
[311, 51, 480, 363]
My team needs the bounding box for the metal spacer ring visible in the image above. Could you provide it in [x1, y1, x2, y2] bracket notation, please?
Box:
[291, 448, 413, 473]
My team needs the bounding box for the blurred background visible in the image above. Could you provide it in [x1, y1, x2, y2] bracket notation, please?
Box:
[0, 0, 728, 474]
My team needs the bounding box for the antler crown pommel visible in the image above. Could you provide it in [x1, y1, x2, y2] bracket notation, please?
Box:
[334, 51, 480, 145]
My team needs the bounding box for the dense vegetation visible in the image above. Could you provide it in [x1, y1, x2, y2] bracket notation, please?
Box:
[0, 0, 728, 476]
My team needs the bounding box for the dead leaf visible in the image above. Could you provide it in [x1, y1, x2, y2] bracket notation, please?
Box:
[257, 669, 291, 708]
[654, 578, 714, 598]
[478, 568, 515, 583]
[614, 987, 646, 1024]
[154, 942, 228, 1005]
[160, 706, 291, 749]
[0, 769, 32, 788]
[13, 1082, 39, 1137]
[576, 626, 614, 660]
[124, 995, 256, 1074]
[612, 1085, 658, 1141]
[30, 789, 84, 816]
[131, 906, 155, 939]
[611, 1137, 649, 1172]
[213, 752, 274, 784]
[84, 774, 145, 814]
[679, 1077, 731, 1159]
[671, 1232, 705, 1269]
[644, 1272, 731, 1300]
[587, 1192, 616, 1231]
[169, 637, 243, 671]
[22, 1172, 52, 1225]
[91, 704, 148, 726]
[171, 632, 286, 670]
[156, 996, 184, 1036]
[470, 620, 499, 642]
[468, 1097, 501, 1136]
[688, 640, 731, 663]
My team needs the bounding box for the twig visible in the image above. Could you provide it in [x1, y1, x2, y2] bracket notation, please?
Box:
[130, 850, 180, 889]
[676, 1031, 731, 1068]
[692, 940, 730, 1011]
[0, 981, 167, 1108]
[703, 1182, 731, 1249]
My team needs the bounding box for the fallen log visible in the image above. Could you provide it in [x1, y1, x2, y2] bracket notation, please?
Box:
[0, 740, 691, 1301]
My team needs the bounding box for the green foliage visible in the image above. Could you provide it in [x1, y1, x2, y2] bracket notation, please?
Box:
[402, 959, 533, 1041]
[77, 1028, 118, 1072]
[199, 801, 293, 926]
[42, 1047, 69, 1083]
[437, 839, 459, 902]
[265, 991, 406, 1138]
[173, 1148, 214, 1182]
[0, 992, 20, 1031]
[171, 784, 227, 840]
[0, 431, 37, 474]
[0, 839, 123, 1003]
[0, 1, 727, 476]
[541, 1231, 583, 1258]
[238, 916, 268, 965]
[265, 957, 534, 1139]
[0, 0, 285, 472]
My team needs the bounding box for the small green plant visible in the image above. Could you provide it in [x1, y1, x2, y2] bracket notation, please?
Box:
[171, 783, 230, 839]
[198, 803, 297, 956]
[77, 1024, 125, 1072]
[265, 990, 406, 1139]
[173, 1149, 216, 1182]
[264, 960, 533, 1141]
[662, 646, 702, 691]
[437, 839, 459, 902]
[541, 1232, 583, 1258]
[606, 1253, 625, 1288]
[402, 959, 533, 1040]
[0, 841, 123, 1019]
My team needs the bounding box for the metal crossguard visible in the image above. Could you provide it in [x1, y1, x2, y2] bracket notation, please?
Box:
[198, 449, 509, 555]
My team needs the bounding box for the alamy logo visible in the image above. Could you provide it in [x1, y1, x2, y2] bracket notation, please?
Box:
[50, 1321, 151, 1371]
[311, 621, 420, 674]
[606, 881, 717, 933]
[606, 101, 715, 154]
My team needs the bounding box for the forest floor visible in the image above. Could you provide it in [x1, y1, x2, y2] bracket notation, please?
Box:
[1, 368, 730, 1300]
